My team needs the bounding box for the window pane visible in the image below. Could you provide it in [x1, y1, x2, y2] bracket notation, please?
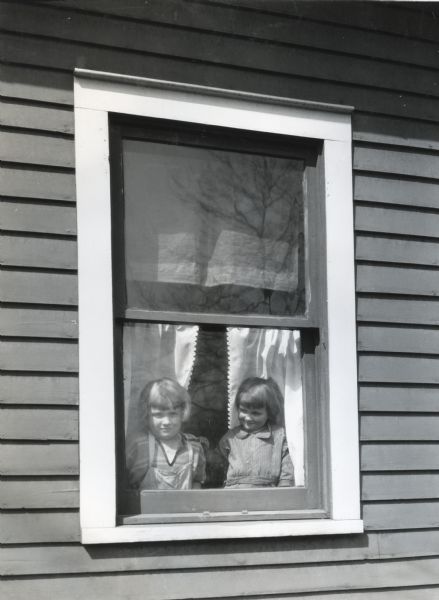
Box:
[118, 321, 304, 516]
[122, 139, 306, 316]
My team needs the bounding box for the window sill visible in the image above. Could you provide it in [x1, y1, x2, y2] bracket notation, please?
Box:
[81, 519, 364, 544]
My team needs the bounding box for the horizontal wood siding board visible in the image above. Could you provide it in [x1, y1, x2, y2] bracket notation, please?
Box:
[0, 167, 76, 202]
[363, 502, 439, 531]
[2, 512, 80, 544]
[209, 0, 439, 44]
[359, 385, 439, 412]
[0, 64, 73, 106]
[354, 174, 439, 210]
[41, 0, 439, 71]
[0, 236, 77, 270]
[3, 32, 439, 121]
[357, 296, 439, 326]
[357, 325, 439, 354]
[0, 308, 78, 339]
[362, 474, 439, 501]
[355, 206, 439, 239]
[361, 444, 439, 471]
[0, 443, 78, 475]
[359, 355, 439, 384]
[0, 375, 78, 405]
[1, 479, 79, 509]
[360, 415, 439, 441]
[0, 99, 74, 134]
[0, 341, 78, 373]
[4, 530, 439, 576]
[355, 235, 439, 267]
[353, 113, 439, 151]
[0, 271, 77, 305]
[0, 131, 74, 169]
[354, 145, 439, 179]
[2, 6, 439, 99]
[0, 408, 78, 441]
[0, 202, 77, 235]
[356, 265, 439, 297]
[3, 557, 439, 598]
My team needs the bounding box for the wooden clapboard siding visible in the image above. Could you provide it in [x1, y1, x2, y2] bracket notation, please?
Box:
[363, 502, 439, 531]
[0, 98, 74, 134]
[362, 444, 439, 471]
[0, 408, 78, 440]
[1, 479, 79, 509]
[0, 236, 77, 269]
[363, 474, 439, 501]
[0, 443, 78, 476]
[359, 385, 439, 412]
[355, 174, 439, 210]
[0, 130, 74, 168]
[0, 375, 78, 405]
[0, 270, 77, 305]
[0, 201, 77, 235]
[0, 308, 78, 339]
[1, 1, 439, 598]
[3, 557, 439, 599]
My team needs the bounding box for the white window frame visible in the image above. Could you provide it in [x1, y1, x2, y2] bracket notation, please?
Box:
[74, 69, 362, 544]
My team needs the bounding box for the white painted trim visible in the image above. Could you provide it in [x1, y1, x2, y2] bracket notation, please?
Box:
[75, 72, 361, 543]
[82, 519, 363, 544]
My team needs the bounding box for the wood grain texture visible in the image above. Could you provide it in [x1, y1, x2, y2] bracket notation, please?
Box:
[0, 131, 74, 168]
[358, 325, 439, 354]
[0, 407, 78, 440]
[2, 511, 80, 544]
[357, 296, 439, 326]
[0, 341, 78, 372]
[359, 355, 439, 384]
[2, 557, 439, 598]
[0, 63, 73, 105]
[364, 501, 439, 531]
[0, 202, 77, 235]
[355, 206, 439, 239]
[354, 144, 439, 179]
[0, 375, 78, 405]
[37, 0, 439, 70]
[0, 307, 78, 339]
[353, 113, 439, 151]
[0, 443, 78, 475]
[2, 3, 438, 99]
[362, 473, 439, 501]
[354, 174, 439, 210]
[0, 166, 76, 202]
[359, 385, 439, 412]
[356, 235, 439, 267]
[3, 31, 439, 121]
[0, 236, 77, 269]
[361, 415, 439, 441]
[362, 443, 439, 471]
[357, 265, 439, 297]
[0, 99, 74, 134]
[1, 479, 79, 509]
[0, 271, 77, 305]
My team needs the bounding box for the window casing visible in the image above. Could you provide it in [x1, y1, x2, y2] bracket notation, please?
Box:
[75, 69, 362, 543]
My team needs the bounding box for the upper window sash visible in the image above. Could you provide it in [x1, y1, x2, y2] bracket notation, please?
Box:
[75, 69, 361, 543]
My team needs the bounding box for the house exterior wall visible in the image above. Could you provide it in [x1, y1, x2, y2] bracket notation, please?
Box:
[1, 1, 439, 597]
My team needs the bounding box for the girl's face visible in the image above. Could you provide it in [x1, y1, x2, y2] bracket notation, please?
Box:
[238, 394, 268, 433]
[148, 405, 184, 441]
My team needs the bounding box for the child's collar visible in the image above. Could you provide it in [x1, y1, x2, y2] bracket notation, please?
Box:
[236, 423, 272, 439]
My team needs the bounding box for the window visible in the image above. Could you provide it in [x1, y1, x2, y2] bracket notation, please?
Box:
[75, 70, 362, 543]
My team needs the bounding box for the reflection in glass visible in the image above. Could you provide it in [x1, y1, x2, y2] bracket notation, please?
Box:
[123, 140, 305, 316]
